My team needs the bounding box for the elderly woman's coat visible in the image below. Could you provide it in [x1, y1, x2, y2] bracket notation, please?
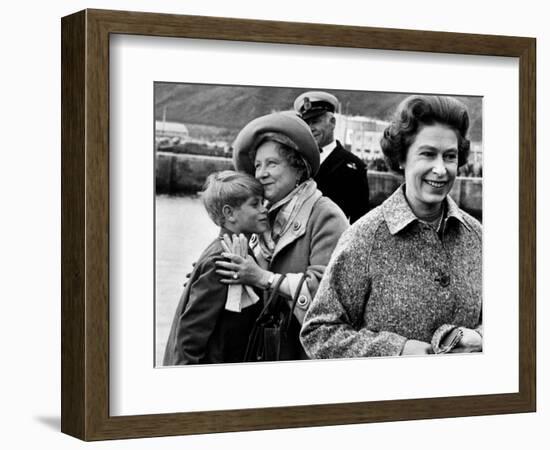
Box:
[253, 192, 348, 359]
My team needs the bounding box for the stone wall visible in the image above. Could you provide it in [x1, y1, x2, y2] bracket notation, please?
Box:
[156, 152, 234, 194]
[368, 171, 482, 220]
[156, 152, 482, 220]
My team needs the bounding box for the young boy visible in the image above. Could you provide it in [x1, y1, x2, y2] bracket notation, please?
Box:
[163, 170, 269, 365]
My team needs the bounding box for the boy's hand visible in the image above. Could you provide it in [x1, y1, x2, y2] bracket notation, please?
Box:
[220, 233, 248, 258]
[217, 233, 268, 287]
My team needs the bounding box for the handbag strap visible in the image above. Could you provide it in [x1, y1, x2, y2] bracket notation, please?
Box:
[284, 273, 308, 333]
[244, 274, 287, 362]
[255, 273, 287, 321]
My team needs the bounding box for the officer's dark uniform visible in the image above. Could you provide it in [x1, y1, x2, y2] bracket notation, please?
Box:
[294, 91, 370, 223]
[315, 140, 370, 224]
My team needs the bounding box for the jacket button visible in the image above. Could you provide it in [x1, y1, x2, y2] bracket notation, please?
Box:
[296, 295, 310, 310]
[293, 222, 300, 231]
[439, 274, 450, 287]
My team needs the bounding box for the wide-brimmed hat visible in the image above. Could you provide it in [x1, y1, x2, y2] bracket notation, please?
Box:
[232, 112, 320, 177]
[294, 91, 339, 121]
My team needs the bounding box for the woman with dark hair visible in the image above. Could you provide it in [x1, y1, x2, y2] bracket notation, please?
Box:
[301, 95, 482, 357]
[215, 112, 348, 360]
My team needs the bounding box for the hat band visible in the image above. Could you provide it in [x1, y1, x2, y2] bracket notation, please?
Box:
[300, 100, 336, 115]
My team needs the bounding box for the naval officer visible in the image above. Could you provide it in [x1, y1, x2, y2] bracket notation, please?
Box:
[293, 91, 370, 223]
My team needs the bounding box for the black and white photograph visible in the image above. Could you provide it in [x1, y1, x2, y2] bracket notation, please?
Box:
[155, 83, 483, 366]
[3, 0, 545, 446]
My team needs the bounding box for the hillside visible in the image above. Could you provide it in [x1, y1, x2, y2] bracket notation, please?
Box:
[154, 82, 483, 141]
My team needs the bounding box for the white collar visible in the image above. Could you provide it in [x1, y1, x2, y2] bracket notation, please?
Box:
[320, 140, 337, 164]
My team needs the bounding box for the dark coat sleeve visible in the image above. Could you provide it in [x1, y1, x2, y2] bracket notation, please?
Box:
[336, 142, 370, 223]
[169, 256, 228, 365]
[344, 159, 370, 224]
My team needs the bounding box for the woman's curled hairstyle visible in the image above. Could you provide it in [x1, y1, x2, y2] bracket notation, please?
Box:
[380, 95, 471, 174]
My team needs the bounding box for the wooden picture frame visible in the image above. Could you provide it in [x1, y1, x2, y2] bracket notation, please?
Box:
[61, 9, 536, 441]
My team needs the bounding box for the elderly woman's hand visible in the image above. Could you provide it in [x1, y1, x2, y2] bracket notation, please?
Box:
[449, 327, 482, 353]
[401, 340, 433, 355]
[215, 234, 271, 288]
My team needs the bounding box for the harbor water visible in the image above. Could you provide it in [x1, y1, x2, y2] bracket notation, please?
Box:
[155, 194, 217, 365]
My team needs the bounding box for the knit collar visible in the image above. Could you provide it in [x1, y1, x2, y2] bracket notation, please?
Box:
[382, 184, 471, 235]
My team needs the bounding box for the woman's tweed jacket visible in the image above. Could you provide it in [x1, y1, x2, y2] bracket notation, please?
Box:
[300, 185, 482, 358]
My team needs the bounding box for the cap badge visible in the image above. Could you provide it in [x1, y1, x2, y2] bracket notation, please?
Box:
[303, 97, 312, 113]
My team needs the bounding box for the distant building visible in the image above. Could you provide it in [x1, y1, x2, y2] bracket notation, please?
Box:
[333, 114, 388, 161]
[334, 113, 482, 172]
[469, 141, 482, 165]
[155, 120, 189, 141]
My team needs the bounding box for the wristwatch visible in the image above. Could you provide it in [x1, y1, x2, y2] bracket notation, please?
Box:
[266, 272, 277, 290]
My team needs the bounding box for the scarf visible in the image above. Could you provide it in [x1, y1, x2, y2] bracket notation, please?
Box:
[258, 179, 318, 262]
[224, 248, 261, 313]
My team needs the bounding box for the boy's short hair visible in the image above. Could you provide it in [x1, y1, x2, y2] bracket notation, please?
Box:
[201, 170, 264, 226]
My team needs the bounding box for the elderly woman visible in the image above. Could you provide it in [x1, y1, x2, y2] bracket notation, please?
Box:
[300, 95, 482, 357]
[215, 112, 348, 360]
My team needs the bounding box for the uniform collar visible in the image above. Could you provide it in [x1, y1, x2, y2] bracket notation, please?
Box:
[382, 184, 471, 235]
[320, 140, 337, 164]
